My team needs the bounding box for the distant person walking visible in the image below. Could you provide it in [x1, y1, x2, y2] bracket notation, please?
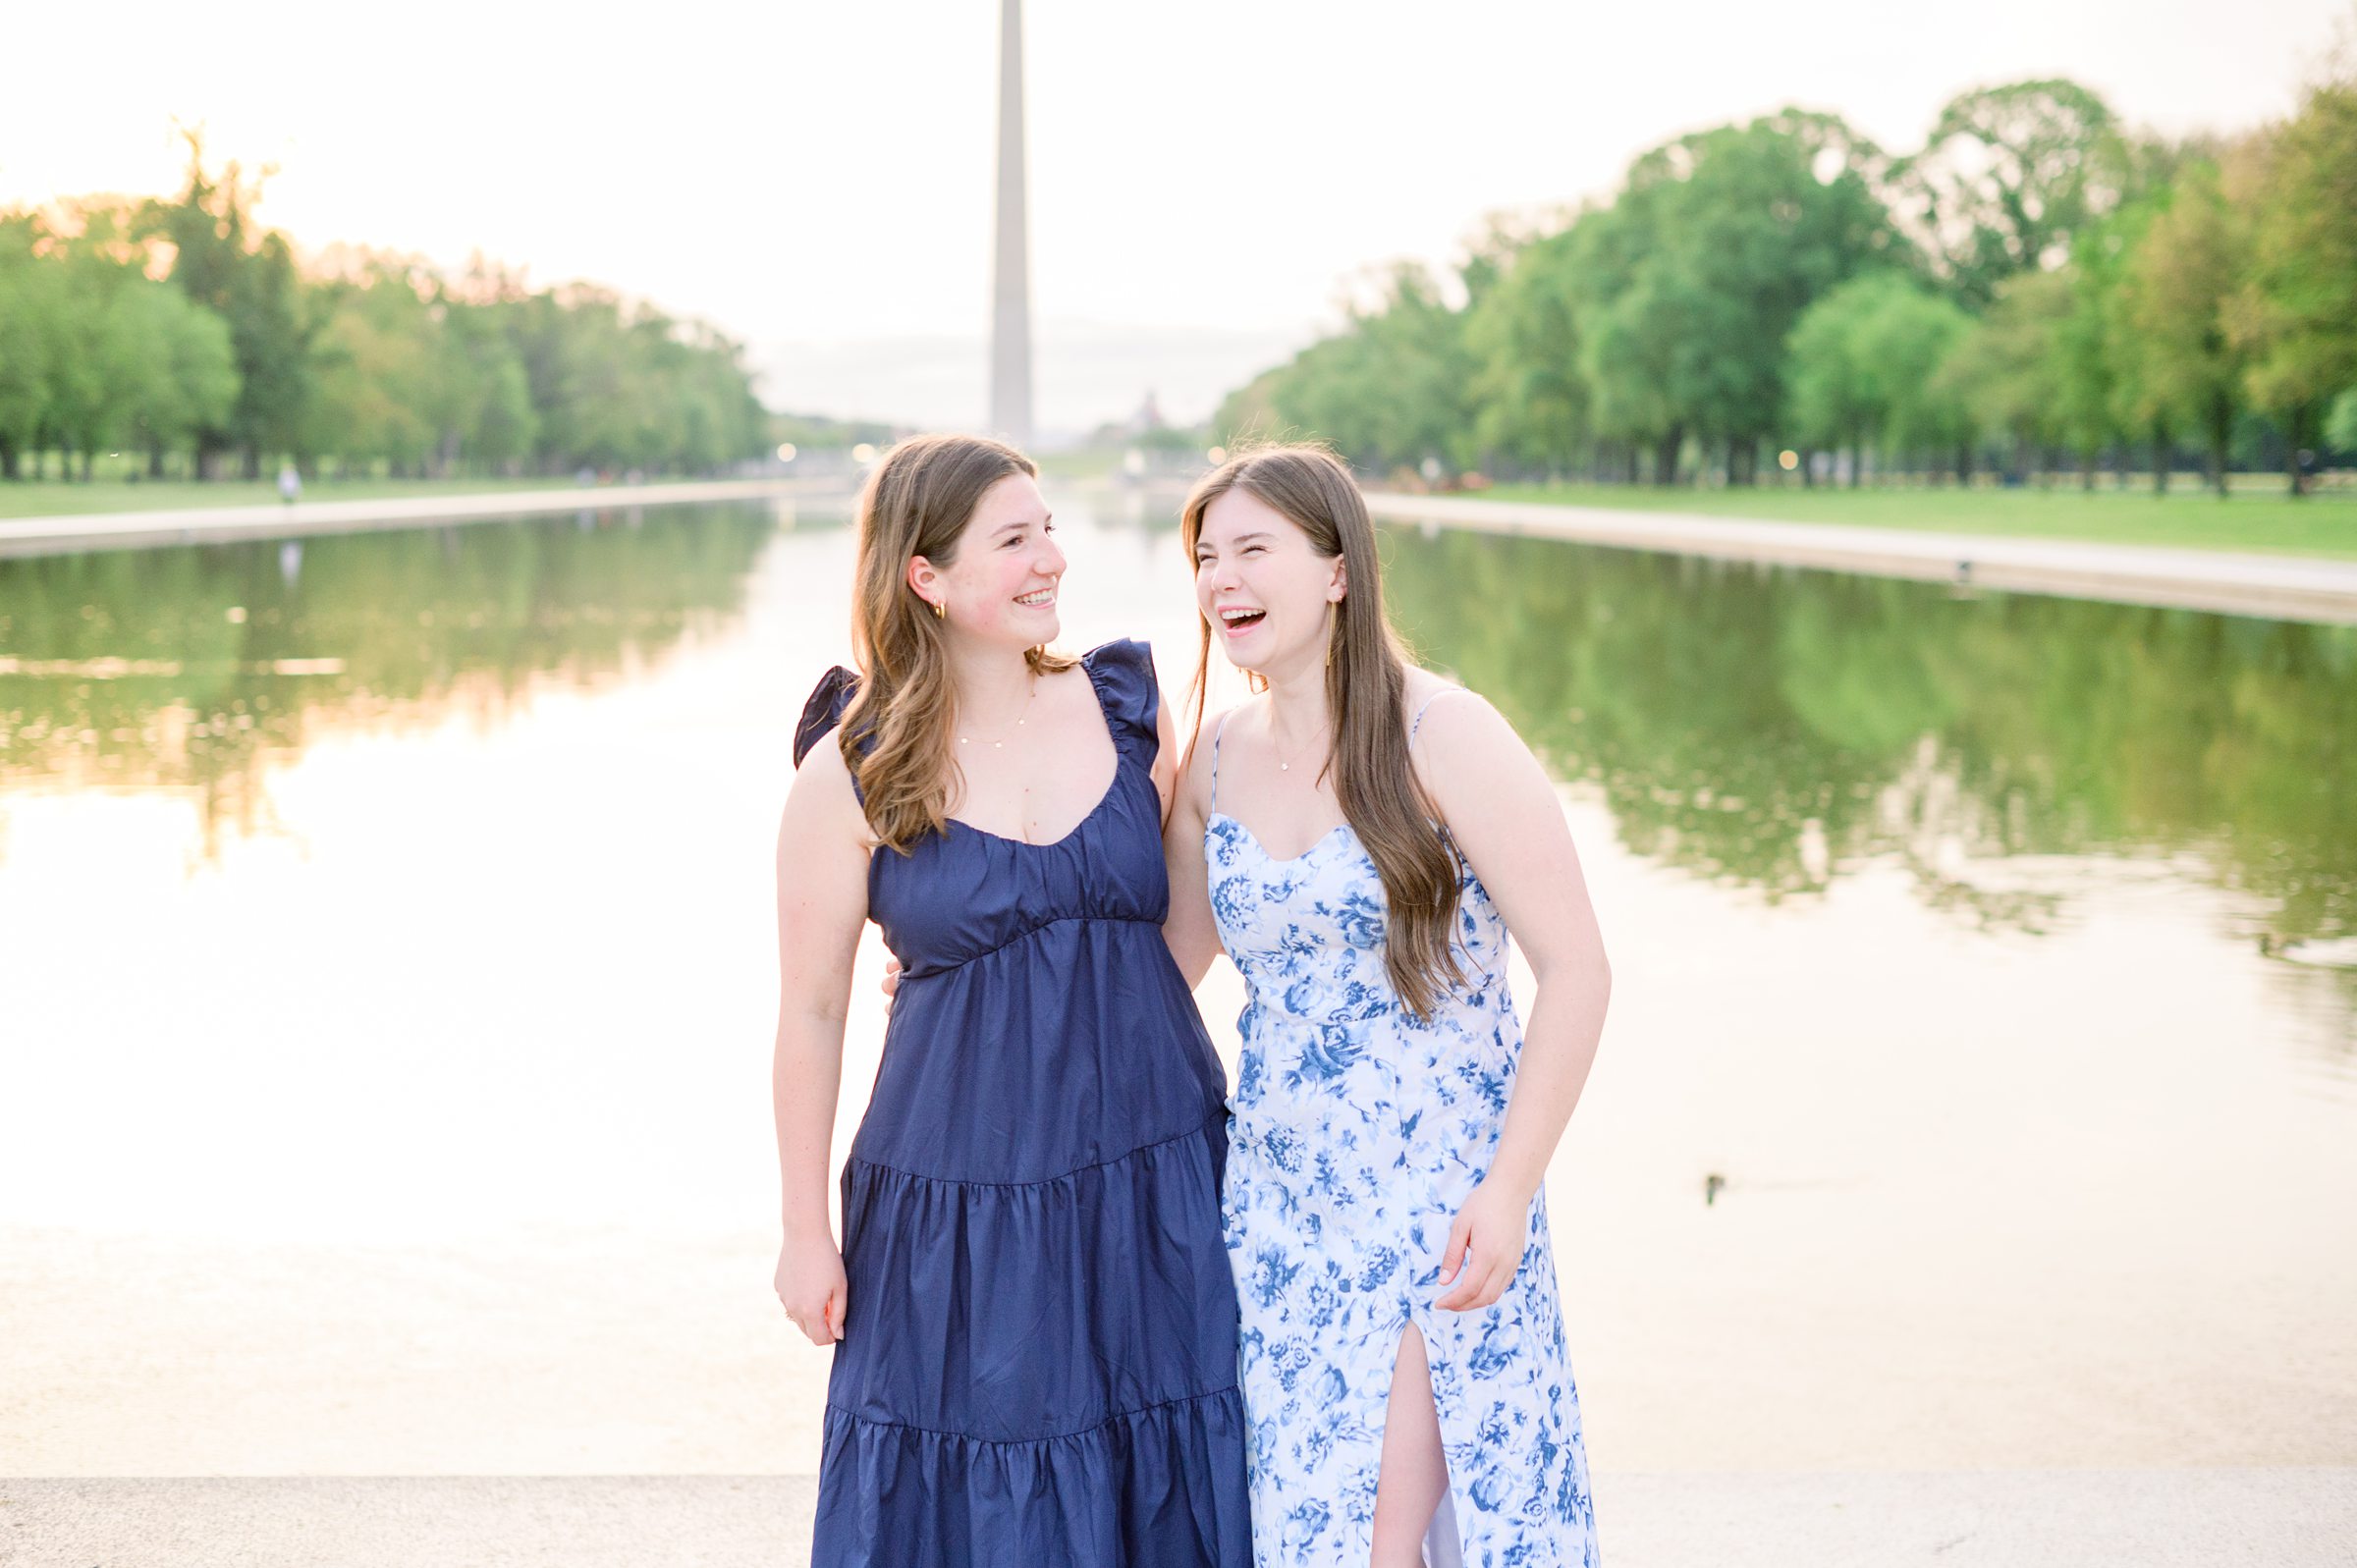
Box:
[1163, 445, 1610, 1568]
[772, 435, 1251, 1565]
[277, 463, 301, 505]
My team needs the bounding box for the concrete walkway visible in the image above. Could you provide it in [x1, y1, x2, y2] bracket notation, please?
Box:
[0, 478, 850, 561]
[1366, 492, 2357, 624]
[6, 1471, 2351, 1567]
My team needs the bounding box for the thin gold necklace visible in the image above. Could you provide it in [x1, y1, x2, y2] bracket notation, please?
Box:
[957, 675, 1037, 748]
[1273, 717, 1329, 774]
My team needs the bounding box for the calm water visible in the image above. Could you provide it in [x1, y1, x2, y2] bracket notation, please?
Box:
[2, 494, 2352, 1477]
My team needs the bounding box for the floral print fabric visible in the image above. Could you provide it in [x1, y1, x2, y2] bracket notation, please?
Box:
[1206, 714, 1599, 1568]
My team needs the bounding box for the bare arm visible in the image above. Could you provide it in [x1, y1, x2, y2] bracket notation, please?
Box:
[1160, 701, 1226, 989]
[771, 737, 872, 1343]
[1417, 690, 1612, 1312]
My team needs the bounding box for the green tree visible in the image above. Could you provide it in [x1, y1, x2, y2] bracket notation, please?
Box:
[1784, 274, 1884, 482]
[1212, 364, 1285, 448]
[1937, 268, 2074, 481]
[1860, 283, 1975, 472]
[437, 300, 538, 472]
[1866, 286, 1980, 471]
[1894, 80, 2125, 307]
[2080, 195, 2177, 491]
[1579, 115, 1902, 483]
[1241, 264, 1475, 476]
[1463, 218, 1592, 474]
[2047, 252, 2127, 487]
[40, 206, 215, 478]
[1786, 272, 1974, 484]
[121, 277, 242, 471]
[1337, 265, 1478, 474]
[0, 215, 58, 479]
[7, 142, 764, 486]
[142, 135, 315, 477]
[2114, 156, 2255, 495]
[2229, 72, 2357, 497]
[40, 232, 119, 476]
[2328, 386, 2357, 453]
[1565, 195, 1685, 482]
[305, 255, 445, 473]
[511, 286, 641, 471]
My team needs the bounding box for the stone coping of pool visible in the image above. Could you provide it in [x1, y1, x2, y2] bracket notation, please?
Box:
[0, 477, 861, 561]
[1367, 492, 2357, 625]
[5, 1470, 2351, 1567]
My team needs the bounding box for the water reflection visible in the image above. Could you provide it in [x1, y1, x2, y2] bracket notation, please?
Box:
[1381, 528, 2357, 969]
[5, 498, 2353, 1475]
[0, 503, 784, 857]
[8, 504, 2353, 972]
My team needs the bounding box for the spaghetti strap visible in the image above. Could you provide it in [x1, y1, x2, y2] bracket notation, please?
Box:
[1408, 685, 1470, 746]
[1210, 712, 1233, 812]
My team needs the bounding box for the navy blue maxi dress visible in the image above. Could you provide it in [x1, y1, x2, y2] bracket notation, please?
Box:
[793, 638, 1252, 1568]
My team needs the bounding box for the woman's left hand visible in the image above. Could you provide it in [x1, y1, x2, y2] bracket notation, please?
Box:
[1434, 1180, 1531, 1312]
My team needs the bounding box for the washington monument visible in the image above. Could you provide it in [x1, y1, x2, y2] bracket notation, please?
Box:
[989, 0, 1033, 446]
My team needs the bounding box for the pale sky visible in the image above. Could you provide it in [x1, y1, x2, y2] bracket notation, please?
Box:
[4, 0, 2347, 436]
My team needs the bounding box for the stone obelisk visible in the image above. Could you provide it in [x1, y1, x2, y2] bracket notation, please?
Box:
[988, 0, 1033, 446]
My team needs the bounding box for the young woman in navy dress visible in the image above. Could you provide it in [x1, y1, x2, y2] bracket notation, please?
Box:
[770, 434, 1251, 1566]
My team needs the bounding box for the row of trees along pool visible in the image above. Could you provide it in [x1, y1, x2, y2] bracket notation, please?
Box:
[0, 137, 770, 484]
[1216, 74, 2357, 497]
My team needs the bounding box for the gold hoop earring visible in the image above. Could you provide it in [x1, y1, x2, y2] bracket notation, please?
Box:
[930, 599, 946, 620]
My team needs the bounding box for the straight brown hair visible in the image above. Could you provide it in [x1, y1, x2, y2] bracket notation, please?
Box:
[841, 434, 1072, 851]
[1179, 443, 1465, 1019]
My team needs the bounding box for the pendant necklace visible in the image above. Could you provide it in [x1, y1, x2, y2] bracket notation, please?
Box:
[1274, 718, 1329, 774]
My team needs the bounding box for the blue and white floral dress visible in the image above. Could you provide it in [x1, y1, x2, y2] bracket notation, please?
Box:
[1206, 694, 1599, 1568]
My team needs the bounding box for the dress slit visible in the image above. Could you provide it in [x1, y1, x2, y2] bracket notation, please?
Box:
[1372, 1319, 1466, 1568]
[1206, 788, 1598, 1565]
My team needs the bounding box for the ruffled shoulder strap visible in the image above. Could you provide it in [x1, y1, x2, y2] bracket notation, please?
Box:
[794, 665, 861, 767]
[1080, 638, 1159, 756]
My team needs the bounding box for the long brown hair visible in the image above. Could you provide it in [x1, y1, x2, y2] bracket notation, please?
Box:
[1179, 443, 1464, 1018]
[841, 433, 1073, 851]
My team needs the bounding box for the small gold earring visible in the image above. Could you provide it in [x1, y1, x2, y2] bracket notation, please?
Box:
[930, 599, 945, 620]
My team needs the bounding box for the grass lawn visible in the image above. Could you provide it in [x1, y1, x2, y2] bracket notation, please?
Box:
[1473, 480, 2357, 561]
[0, 475, 593, 522]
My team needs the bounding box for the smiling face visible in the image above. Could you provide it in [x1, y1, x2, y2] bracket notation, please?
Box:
[909, 472, 1064, 650]
[1192, 485, 1345, 679]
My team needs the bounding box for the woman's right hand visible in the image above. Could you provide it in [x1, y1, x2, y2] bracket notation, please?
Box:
[776, 1231, 848, 1345]
[880, 956, 903, 1014]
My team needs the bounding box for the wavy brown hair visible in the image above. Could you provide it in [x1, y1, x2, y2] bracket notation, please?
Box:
[1179, 443, 1465, 1019]
[840, 433, 1073, 851]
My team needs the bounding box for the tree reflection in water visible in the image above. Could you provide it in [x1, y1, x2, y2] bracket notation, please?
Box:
[0, 503, 782, 859]
[6, 505, 2352, 1028]
[1379, 527, 2357, 973]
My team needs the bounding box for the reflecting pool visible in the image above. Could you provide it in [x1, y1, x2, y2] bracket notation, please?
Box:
[2, 495, 2350, 1479]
